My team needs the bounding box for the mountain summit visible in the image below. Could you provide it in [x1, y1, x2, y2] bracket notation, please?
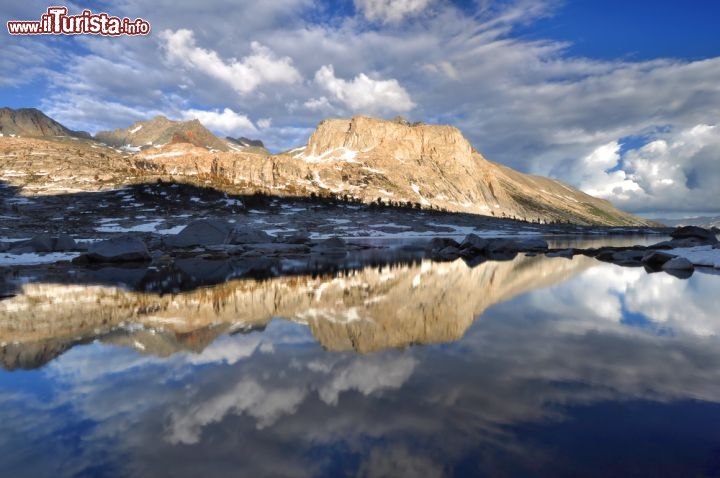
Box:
[0, 107, 89, 138]
[95, 116, 231, 152]
[279, 116, 652, 225]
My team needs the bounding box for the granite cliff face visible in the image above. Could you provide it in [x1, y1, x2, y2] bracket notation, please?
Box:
[135, 116, 654, 225]
[290, 117, 651, 225]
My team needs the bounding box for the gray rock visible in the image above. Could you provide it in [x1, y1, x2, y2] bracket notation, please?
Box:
[84, 236, 150, 263]
[459, 234, 488, 252]
[244, 243, 311, 254]
[611, 249, 646, 266]
[579, 248, 599, 257]
[649, 238, 699, 249]
[9, 234, 53, 253]
[595, 249, 617, 262]
[487, 251, 518, 261]
[670, 225, 718, 244]
[434, 246, 461, 261]
[9, 233, 78, 253]
[312, 237, 347, 256]
[427, 237, 461, 253]
[662, 257, 694, 271]
[546, 249, 574, 259]
[53, 234, 78, 251]
[517, 238, 549, 251]
[228, 229, 275, 244]
[641, 250, 675, 267]
[663, 268, 694, 279]
[166, 219, 232, 248]
[462, 255, 487, 267]
[486, 238, 521, 253]
[283, 232, 311, 244]
[175, 258, 234, 284]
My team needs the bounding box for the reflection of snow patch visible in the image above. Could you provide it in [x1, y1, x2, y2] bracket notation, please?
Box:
[297, 307, 364, 324]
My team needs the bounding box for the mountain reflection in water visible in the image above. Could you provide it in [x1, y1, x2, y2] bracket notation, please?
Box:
[0, 253, 591, 367]
[1, 255, 720, 477]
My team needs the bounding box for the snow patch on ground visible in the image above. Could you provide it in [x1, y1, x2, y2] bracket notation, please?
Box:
[0, 252, 81, 266]
[144, 151, 185, 159]
[155, 225, 186, 235]
[95, 220, 164, 233]
[129, 125, 143, 134]
[300, 147, 359, 163]
[0, 237, 30, 242]
[669, 246, 720, 268]
[410, 183, 431, 206]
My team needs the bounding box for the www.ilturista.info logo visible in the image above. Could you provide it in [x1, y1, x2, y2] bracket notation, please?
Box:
[7, 7, 150, 35]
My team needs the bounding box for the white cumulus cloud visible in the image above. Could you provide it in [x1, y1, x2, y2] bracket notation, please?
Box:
[572, 141, 643, 200]
[354, 0, 434, 23]
[314, 64, 415, 114]
[161, 29, 302, 95]
[182, 107, 258, 135]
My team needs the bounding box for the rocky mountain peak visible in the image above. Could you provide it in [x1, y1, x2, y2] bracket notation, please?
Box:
[95, 115, 231, 151]
[305, 116, 475, 166]
[0, 107, 89, 138]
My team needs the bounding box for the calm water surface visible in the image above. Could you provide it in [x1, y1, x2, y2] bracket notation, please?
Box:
[1, 254, 719, 477]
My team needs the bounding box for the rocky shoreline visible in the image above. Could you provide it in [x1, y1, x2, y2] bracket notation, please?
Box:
[1, 210, 717, 286]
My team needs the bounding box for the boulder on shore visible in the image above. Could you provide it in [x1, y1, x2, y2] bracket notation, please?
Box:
[165, 219, 232, 248]
[228, 229, 275, 245]
[670, 226, 718, 244]
[312, 237, 348, 256]
[81, 236, 150, 263]
[9, 233, 78, 253]
[641, 250, 675, 268]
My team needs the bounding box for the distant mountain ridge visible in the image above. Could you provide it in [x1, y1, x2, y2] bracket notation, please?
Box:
[225, 136, 269, 154]
[95, 116, 231, 152]
[0, 107, 89, 138]
[652, 216, 720, 229]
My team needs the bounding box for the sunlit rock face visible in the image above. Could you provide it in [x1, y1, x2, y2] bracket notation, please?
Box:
[138, 116, 654, 225]
[1, 113, 655, 225]
[0, 255, 594, 367]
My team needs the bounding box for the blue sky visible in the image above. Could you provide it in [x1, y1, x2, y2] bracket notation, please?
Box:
[516, 1, 720, 61]
[1, 0, 719, 216]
